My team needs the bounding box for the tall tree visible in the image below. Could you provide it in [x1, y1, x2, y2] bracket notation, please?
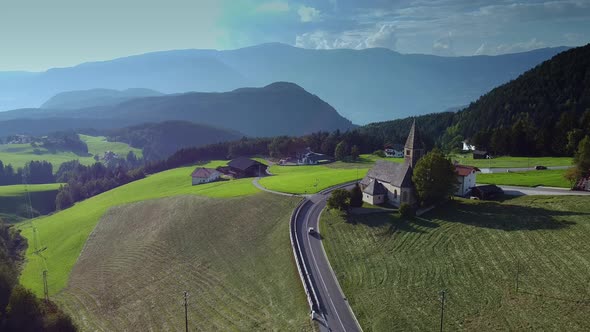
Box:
[412, 149, 458, 205]
[334, 141, 348, 161]
[349, 183, 363, 208]
[573, 135, 590, 177]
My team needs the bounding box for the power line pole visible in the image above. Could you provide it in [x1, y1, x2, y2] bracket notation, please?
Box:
[439, 290, 446, 332]
[43, 270, 49, 302]
[184, 291, 189, 332]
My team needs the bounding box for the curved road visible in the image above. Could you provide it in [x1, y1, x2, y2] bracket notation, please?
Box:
[293, 184, 362, 332]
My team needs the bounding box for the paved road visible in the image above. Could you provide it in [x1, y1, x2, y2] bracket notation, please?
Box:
[294, 184, 362, 332]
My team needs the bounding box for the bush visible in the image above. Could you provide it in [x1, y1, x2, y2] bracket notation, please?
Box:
[373, 150, 386, 158]
[399, 203, 414, 218]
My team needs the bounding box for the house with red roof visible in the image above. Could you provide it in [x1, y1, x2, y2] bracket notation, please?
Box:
[191, 167, 221, 185]
[454, 164, 480, 196]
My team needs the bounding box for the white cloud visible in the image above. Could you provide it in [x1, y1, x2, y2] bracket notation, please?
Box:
[432, 32, 454, 56]
[298, 5, 321, 22]
[295, 24, 398, 50]
[473, 38, 547, 56]
[256, 1, 290, 13]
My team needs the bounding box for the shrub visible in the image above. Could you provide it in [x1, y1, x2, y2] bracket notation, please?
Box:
[399, 203, 414, 218]
[327, 189, 350, 211]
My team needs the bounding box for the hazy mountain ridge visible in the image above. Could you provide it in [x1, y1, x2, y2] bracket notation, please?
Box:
[0, 82, 355, 137]
[41, 88, 163, 109]
[0, 43, 568, 124]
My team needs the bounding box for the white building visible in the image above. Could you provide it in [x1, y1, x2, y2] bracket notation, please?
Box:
[462, 141, 476, 151]
[384, 144, 404, 158]
[191, 167, 221, 185]
[455, 165, 480, 196]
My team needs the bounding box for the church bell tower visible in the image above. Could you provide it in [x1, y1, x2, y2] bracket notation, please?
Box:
[404, 120, 425, 168]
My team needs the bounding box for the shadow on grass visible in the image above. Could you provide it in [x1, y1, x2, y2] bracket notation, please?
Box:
[425, 199, 582, 231]
[345, 212, 436, 234]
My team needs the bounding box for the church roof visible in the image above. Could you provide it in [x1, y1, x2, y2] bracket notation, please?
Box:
[360, 160, 413, 188]
[404, 120, 425, 150]
[363, 180, 387, 195]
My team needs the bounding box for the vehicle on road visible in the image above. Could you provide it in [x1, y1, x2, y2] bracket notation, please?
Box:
[535, 165, 548, 170]
[308, 227, 315, 234]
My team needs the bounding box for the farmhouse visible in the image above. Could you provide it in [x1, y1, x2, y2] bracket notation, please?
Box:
[473, 150, 490, 159]
[191, 167, 221, 185]
[455, 165, 480, 196]
[296, 147, 333, 165]
[218, 157, 266, 178]
[384, 144, 404, 158]
[361, 121, 424, 206]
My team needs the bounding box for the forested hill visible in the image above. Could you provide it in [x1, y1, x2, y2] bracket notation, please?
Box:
[454, 43, 590, 156]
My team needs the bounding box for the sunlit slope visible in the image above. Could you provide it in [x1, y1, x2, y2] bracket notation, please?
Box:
[18, 161, 258, 296]
[56, 194, 311, 331]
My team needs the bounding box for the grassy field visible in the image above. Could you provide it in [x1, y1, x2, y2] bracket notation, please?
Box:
[55, 193, 312, 331]
[451, 154, 572, 168]
[322, 196, 590, 331]
[478, 169, 571, 188]
[0, 183, 61, 222]
[260, 164, 369, 194]
[17, 161, 259, 297]
[0, 134, 141, 171]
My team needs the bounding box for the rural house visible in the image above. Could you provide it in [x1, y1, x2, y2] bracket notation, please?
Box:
[360, 121, 425, 206]
[473, 150, 490, 159]
[218, 157, 266, 178]
[454, 164, 480, 196]
[191, 167, 221, 185]
[384, 144, 404, 158]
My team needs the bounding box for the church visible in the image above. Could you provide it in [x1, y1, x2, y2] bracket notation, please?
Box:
[360, 120, 425, 206]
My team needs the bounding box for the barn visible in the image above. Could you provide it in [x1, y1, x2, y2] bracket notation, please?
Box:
[221, 157, 267, 178]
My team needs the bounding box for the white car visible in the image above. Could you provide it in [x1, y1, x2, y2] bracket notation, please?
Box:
[308, 227, 315, 234]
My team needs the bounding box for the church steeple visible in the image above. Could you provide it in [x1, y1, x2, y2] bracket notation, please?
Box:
[404, 119, 425, 168]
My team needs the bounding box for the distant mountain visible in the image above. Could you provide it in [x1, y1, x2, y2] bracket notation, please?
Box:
[41, 88, 163, 109]
[0, 43, 569, 124]
[106, 121, 243, 160]
[0, 82, 355, 137]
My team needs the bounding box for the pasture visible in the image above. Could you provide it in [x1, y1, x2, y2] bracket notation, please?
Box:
[0, 134, 141, 171]
[55, 193, 311, 331]
[477, 169, 570, 188]
[451, 154, 572, 168]
[322, 196, 590, 331]
[17, 161, 259, 297]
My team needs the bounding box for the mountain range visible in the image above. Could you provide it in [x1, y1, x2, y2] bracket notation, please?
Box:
[0, 43, 568, 124]
[41, 88, 163, 109]
[0, 82, 355, 137]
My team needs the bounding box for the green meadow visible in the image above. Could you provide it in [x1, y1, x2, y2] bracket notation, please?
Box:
[322, 196, 590, 331]
[0, 134, 141, 171]
[17, 161, 259, 296]
[451, 154, 572, 168]
[477, 169, 571, 188]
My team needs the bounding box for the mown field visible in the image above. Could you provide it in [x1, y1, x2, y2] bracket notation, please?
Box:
[478, 169, 570, 188]
[0, 183, 61, 222]
[0, 134, 141, 170]
[322, 196, 590, 331]
[451, 154, 572, 168]
[56, 193, 312, 331]
[17, 161, 259, 297]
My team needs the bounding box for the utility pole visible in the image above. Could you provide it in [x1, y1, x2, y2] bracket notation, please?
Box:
[43, 270, 49, 302]
[516, 260, 520, 293]
[439, 290, 446, 332]
[184, 291, 189, 332]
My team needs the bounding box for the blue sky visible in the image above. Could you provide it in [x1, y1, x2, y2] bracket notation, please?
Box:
[1, 0, 589, 71]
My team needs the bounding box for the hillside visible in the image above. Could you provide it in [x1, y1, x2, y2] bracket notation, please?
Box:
[0, 43, 568, 124]
[56, 194, 310, 331]
[0, 184, 60, 222]
[322, 196, 590, 330]
[41, 88, 163, 109]
[106, 121, 243, 160]
[455, 44, 590, 156]
[0, 134, 141, 170]
[0, 82, 356, 137]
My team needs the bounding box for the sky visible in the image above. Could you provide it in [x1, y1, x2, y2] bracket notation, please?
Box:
[1, 0, 589, 71]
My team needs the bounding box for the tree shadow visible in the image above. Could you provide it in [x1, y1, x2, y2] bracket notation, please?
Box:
[424, 200, 583, 231]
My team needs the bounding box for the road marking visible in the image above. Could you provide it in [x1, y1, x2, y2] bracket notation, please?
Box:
[306, 200, 348, 332]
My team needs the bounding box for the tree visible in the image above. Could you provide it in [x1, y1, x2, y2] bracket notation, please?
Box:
[349, 183, 363, 207]
[327, 189, 350, 211]
[564, 167, 583, 188]
[573, 135, 590, 177]
[4, 285, 43, 331]
[412, 149, 458, 205]
[334, 141, 348, 161]
[350, 145, 360, 161]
